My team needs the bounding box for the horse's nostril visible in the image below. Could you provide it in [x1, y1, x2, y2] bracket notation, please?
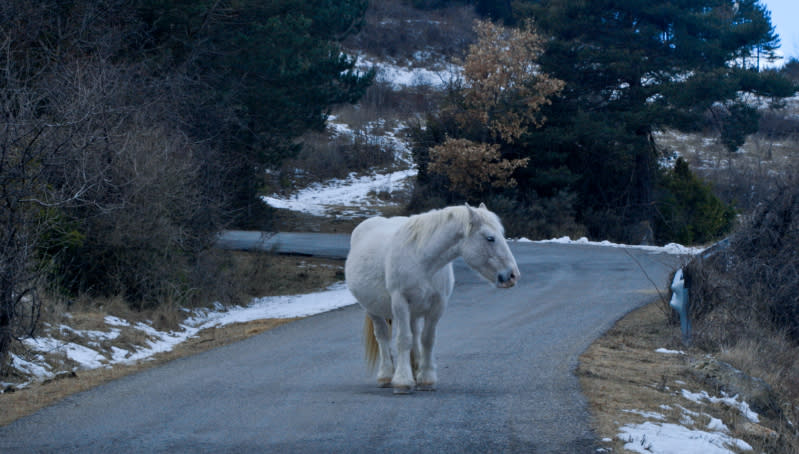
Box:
[498, 271, 516, 284]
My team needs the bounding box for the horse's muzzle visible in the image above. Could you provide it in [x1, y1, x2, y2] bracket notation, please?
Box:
[497, 269, 519, 288]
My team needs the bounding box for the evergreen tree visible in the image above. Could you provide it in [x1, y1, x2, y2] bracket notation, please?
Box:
[514, 0, 796, 241]
[137, 0, 374, 225]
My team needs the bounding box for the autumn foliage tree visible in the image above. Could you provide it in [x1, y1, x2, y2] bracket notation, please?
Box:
[428, 139, 526, 197]
[421, 19, 563, 202]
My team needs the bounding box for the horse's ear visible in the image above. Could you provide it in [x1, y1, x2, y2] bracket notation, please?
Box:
[466, 203, 480, 228]
[479, 202, 487, 210]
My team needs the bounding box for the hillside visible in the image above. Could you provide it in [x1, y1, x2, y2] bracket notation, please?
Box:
[264, 0, 799, 239]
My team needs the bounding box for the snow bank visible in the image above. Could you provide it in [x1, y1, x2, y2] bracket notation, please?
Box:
[517, 236, 704, 255]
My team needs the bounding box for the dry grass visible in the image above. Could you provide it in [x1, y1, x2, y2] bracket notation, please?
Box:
[654, 128, 799, 213]
[580, 300, 798, 453]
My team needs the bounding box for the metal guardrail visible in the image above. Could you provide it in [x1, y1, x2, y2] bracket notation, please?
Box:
[670, 237, 731, 346]
[214, 231, 351, 259]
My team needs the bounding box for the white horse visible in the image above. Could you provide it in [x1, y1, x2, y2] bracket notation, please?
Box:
[345, 203, 520, 394]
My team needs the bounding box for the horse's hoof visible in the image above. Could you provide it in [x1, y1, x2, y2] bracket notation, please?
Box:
[392, 384, 414, 395]
[377, 378, 392, 388]
[416, 382, 436, 391]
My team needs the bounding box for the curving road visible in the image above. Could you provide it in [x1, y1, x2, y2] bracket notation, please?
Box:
[0, 241, 681, 453]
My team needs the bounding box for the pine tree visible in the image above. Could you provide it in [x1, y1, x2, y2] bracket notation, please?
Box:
[137, 0, 374, 225]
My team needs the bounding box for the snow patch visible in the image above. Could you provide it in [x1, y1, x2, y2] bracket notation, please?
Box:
[623, 409, 666, 420]
[263, 169, 416, 218]
[681, 389, 760, 423]
[356, 55, 461, 89]
[23, 337, 106, 370]
[656, 348, 686, 355]
[619, 421, 752, 454]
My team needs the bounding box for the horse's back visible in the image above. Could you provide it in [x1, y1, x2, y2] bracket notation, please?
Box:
[345, 216, 407, 317]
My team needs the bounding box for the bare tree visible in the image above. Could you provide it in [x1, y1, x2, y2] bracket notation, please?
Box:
[0, 1, 222, 371]
[0, 44, 89, 373]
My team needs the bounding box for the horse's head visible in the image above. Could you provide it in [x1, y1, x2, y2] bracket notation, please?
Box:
[460, 203, 520, 288]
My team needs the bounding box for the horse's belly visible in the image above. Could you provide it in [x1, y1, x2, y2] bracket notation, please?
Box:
[347, 267, 392, 317]
[345, 217, 402, 319]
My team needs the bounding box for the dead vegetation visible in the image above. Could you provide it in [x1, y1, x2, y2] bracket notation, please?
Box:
[683, 178, 799, 440]
[654, 112, 799, 214]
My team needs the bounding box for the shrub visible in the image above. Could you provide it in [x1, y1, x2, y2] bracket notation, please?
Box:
[654, 157, 736, 245]
[685, 178, 799, 345]
[758, 110, 799, 140]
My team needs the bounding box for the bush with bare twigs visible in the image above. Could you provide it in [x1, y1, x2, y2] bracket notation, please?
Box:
[683, 176, 799, 424]
[687, 179, 799, 344]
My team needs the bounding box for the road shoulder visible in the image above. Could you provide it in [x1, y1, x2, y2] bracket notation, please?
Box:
[579, 300, 788, 452]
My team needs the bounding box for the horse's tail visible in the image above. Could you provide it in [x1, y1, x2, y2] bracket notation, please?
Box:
[364, 315, 379, 371]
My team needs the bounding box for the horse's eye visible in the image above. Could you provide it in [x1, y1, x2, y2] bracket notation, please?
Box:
[486, 235, 495, 243]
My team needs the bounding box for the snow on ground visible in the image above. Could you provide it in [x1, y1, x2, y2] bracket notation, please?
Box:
[619, 420, 753, 454]
[356, 54, 461, 89]
[263, 169, 416, 218]
[618, 386, 759, 454]
[609, 349, 765, 453]
[681, 389, 760, 423]
[655, 348, 686, 355]
[264, 117, 416, 218]
[518, 235, 704, 255]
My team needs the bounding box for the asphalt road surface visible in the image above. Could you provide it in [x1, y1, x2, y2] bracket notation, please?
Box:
[0, 241, 682, 453]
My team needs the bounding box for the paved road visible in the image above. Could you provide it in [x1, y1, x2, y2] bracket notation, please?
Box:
[0, 241, 681, 453]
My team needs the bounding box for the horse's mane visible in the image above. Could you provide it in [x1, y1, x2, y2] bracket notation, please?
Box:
[402, 205, 503, 249]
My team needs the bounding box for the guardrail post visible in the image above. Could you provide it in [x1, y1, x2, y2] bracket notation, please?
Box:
[669, 268, 691, 346]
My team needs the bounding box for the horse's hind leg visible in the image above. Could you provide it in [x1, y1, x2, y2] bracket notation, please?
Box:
[369, 314, 393, 388]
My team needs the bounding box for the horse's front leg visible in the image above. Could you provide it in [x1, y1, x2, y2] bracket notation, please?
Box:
[416, 299, 444, 391]
[390, 292, 415, 394]
[411, 317, 421, 376]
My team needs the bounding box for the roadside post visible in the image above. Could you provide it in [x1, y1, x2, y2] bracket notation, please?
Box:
[669, 268, 691, 346]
